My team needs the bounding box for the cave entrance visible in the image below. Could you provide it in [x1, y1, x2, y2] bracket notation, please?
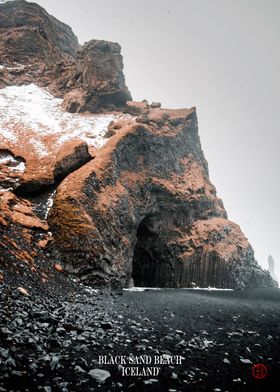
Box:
[132, 215, 173, 287]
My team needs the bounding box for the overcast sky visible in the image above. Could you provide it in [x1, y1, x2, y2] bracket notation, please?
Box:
[34, 0, 280, 281]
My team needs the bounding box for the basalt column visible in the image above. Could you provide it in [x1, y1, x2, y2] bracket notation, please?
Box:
[49, 109, 277, 289]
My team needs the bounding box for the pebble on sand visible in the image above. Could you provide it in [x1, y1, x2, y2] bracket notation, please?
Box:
[17, 287, 29, 296]
[240, 358, 252, 364]
[88, 369, 110, 383]
[54, 264, 63, 272]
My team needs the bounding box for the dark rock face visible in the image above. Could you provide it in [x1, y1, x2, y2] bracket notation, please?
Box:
[0, 0, 131, 111]
[62, 40, 132, 113]
[0, 1, 277, 290]
[53, 141, 92, 181]
[48, 109, 277, 289]
[0, 0, 79, 63]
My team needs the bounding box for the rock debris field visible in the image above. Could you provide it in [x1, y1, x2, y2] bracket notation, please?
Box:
[0, 273, 280, 392]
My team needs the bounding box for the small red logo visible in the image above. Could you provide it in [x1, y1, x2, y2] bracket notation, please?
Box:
[252, 364, 267, 379]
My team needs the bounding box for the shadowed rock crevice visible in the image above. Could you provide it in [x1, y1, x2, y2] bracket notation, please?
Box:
[131, 213, 243, 289]
[0, 149, 26, 190]
[132, 215, 174, 287]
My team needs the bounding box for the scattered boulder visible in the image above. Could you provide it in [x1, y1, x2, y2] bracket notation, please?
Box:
[150, 101, 161, 108]
[53, 140, 92, 182]
[17, 287, 29, 296]
[54, 264, 63, 273]
[104, 120, 122, 138]
[88, 369, 110, 383]
[124, 100, 149, 116]
[61, 88, 86, 113]
[240, 358, 253, 364]
[101, 322, 113, 330]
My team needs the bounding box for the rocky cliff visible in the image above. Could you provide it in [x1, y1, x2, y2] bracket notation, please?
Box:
[0, 0, 277, 289]
[0, 0, 131, 110]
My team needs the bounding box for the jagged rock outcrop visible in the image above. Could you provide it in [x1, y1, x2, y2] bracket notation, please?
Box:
[16, 140, 93, 194]
[48, 108, 276, 289]
[0, 83, 125, 194]
[0, 0, 277, 289]
[0, 0, 131, 110]
[124, 100, 150, 116]
[0, 190, 50, 273]
[0, 0, 79, 63]
[62, 40, 132, 113]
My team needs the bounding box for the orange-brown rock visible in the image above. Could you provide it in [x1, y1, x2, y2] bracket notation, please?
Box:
[0, 191, 48, 230]
[61, 40, 132, 113]
[38, 238, 51, 249]
[0, 0, 78, 93]
[54, 264, 63, 273]
[48, 108, 276, 289]
[0, 190, 50, 275]
[17, 287, 29, 296]
[0, 1, 277, 291]
[0, 1, 131, 195]
[124, 101, 150, 116]
[61, 88, 86, 114]
[15, 139, 92, 194]
[0, 1, 131, 111]
[0, 140, 92, 195]
[0, 0, 79, 64]
[54, 141, 92, 181]
[0, 83, 128, 195]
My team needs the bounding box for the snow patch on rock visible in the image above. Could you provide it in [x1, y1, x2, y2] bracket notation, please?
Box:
[45, 190, 56, 219]
[0, 151, 26, 191]
[0, 152, 25, 172]
[0, 84, 130, 157]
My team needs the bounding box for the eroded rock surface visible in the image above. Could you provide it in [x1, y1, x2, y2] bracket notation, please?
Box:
[0, 0, 79, 63]
[0, 149, 25, 190]
[61, 40, 132, 113]
[48, 109, 276, 289]
[0, 0, 277, 290]
[0, 0, 131, 110]
[0, 190, 50, 275]
[0, 83, 128, 193]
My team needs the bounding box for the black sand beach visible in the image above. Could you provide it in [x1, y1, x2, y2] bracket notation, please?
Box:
[1, 276, 279, 392]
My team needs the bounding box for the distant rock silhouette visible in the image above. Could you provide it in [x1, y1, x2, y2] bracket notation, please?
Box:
[268, 255, 278, 282]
